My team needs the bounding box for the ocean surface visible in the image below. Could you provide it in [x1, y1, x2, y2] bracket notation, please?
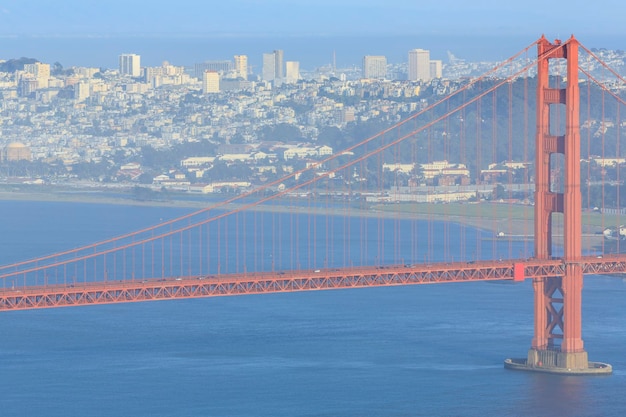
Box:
[0, 200, 625, 417]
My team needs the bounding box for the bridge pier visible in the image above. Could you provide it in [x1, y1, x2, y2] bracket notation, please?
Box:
[526, 348, 588, 369]
[505, 35, 611, 375]
[504, 349, 610, 375]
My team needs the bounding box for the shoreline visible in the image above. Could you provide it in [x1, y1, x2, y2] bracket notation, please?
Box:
[0, 188, 607, 246]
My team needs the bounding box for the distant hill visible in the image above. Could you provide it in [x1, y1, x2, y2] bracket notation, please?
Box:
[0, 57, 38, 73]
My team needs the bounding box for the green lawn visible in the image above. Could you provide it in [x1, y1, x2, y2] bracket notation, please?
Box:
[373, 202, 623, 231]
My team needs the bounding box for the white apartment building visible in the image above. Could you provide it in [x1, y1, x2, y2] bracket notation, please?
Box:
[181, 157, 216, 167]
[421, 161, 469, 179]
[234, 55, 248, 80]
[363, 56, 387, 79]
[430, 60, 443, 79]
[24, 62, 51, 89]
[283, 145, 333, 160]
[285, 61, 300, 84]
[203, 70, 220, 93]
[119, 53, 141, 77]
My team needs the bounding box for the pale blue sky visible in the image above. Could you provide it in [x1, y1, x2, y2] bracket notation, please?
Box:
[0, 0, 623, 38]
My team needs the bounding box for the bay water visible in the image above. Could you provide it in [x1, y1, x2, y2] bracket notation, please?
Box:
[0, 200, 625, 417]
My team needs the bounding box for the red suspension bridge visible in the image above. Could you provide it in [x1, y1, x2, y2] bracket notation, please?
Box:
[2, 35, 626, 374]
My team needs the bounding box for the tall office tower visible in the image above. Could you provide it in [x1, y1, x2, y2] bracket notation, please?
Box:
[119, 53, 141, 77]
[262, 50, 284, 82]
[234, 55, 248, 80]
[24, 62, 51, 88]
[430, 60, 443, 79]
[262, 53, 276, 81]
[408, 49, 431, 82]
[202, 70, 220, 93]
[285, 61, 300, 84]
[273, 50, 284, 80]
[362, 55, 387, 79]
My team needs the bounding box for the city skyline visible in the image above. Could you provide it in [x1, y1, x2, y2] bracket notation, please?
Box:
[2, 0, 626, 74]
[4, 33, 626, 79]
[9, 45, 450, 84]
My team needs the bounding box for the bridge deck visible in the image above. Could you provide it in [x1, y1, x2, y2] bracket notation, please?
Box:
[2, 255, 624, 311]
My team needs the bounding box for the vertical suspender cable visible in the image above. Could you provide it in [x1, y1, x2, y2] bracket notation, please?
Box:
[492, 88, 498, 260]
[508, 79, 514, 258]
[476, 89, 482, 260]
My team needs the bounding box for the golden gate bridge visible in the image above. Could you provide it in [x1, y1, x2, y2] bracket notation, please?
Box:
[2, 35, 626, 375]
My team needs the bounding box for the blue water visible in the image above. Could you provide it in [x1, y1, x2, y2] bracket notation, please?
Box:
[0, 200, 533, 287]
[1, 200, 625, 416]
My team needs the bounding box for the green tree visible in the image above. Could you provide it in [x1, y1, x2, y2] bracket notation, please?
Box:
[492, 184, 506, 200]
[0, 57, 37, 72]
[257, 123, 303, 142]
[317, 126, 345, 148]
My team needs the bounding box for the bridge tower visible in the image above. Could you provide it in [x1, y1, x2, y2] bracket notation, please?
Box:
[502, 34, 611, 375]
[527, 35, 589, 370]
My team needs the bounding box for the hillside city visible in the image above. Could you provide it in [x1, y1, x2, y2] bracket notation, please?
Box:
[1, 45, 626, 204]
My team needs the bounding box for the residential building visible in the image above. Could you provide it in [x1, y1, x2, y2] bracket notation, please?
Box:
[119, 53, 141, 77]
[430, 60, 443, 79]
[285, 61, 300, 84]
[24, 62, 51, 88]
[283, 145, 333, 160]
[181, 157, 216, 168]
[234, 55, 248, 80]
[203, 70, 220, 93]
[18, 76, 38, 97]
[363, 56, 387, 79]
[74, 82, 90, 101]
[590, 157, 626, 167]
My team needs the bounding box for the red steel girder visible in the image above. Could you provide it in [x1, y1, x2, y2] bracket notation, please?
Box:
[2, 255, 626, 312]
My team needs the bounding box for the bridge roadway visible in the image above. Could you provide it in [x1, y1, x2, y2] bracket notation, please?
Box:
[1, 255, 625, 311]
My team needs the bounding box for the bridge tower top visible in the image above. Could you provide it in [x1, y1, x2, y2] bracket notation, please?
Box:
[534, 35, 581, 262]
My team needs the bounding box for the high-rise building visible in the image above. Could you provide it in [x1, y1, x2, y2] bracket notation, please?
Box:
[262, 53, 275, 82]
[430, 60, 443, 79]
[18, 76, 38, 97]
[24, 62, 51, 88]
[262, 50, 284, 82]
[408, 49, 430, 82]
[74, 82, 90, 102]
[362, 56, 387, 79]
[119, 53, 141, 77]
[234, 55, 248, 80]
[202, 70, 220, 94]
[273, 50, 284, 80]
[194, 61, 233, 79]
[285, 61, 300, 84]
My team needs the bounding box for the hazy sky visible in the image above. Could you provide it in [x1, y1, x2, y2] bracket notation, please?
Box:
[0, 0, 623, 39]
